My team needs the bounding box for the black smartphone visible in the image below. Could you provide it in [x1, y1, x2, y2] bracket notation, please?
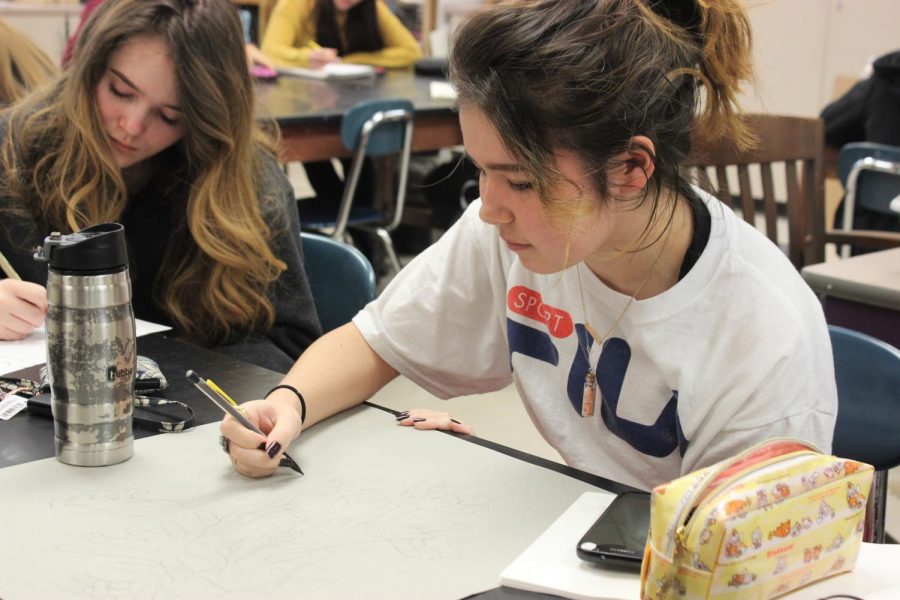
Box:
[576, 491, 651, 569]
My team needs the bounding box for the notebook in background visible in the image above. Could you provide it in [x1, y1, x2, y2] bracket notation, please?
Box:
[276, 63, 376, 80]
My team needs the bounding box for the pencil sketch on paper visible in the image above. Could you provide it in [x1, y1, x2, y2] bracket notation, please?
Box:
[2, 407, 599, 599]
[44, 476, 501, 598]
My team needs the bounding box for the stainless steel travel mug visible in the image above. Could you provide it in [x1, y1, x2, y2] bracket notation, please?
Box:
[34, 223, 136, 466]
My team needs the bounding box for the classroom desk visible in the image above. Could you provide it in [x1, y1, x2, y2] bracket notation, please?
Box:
[801, 247, 900, 349]
[255, 68, 462, 162]
[3, 334, 898, 599]
[0, 333, 286, 468]
[0, 332, 629, 599]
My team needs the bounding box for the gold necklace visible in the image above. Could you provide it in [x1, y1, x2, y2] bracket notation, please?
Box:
[575, 231, 670, 417]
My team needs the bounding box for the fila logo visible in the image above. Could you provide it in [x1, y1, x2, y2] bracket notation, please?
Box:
[508, 318, 687, 458]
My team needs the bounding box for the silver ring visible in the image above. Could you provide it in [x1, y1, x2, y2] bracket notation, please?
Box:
[219, 434, 230, 454]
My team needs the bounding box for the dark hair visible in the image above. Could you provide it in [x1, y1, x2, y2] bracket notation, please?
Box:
[449, 0, 754, 230]
[314, 0, 384, 56]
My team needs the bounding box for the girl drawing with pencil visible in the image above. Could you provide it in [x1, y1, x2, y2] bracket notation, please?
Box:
[221, 0, 837, 490]
[0, 0, 321, 370]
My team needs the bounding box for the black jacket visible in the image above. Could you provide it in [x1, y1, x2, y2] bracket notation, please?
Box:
[820, 50, 900, 241]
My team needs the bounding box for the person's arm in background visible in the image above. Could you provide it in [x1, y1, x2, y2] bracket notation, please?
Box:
[261, 0, 321, 68]
[821, 76, 871, 153]
[237, 7, 276, 70]
[343, 0, 421, 68]
[245, 44, 275, 69]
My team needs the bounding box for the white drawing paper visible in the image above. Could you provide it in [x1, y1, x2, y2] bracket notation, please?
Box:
[0, 404, 601, 600]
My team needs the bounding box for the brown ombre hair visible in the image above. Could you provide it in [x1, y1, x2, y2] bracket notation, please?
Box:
[449, 0, 754, 236]
[2, 0, 286, 345]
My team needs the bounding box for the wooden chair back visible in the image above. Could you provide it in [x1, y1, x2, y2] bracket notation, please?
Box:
[688, 114, 826, 269]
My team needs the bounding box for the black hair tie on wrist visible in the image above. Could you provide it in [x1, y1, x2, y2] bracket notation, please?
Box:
[266, 384, 307, 425]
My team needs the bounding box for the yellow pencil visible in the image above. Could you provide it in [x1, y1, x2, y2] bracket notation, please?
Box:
[307, 39, 322, 50]
[0, 250, 21, 280]
[206, 378, 239, 407]
[207, 378, 252, 421]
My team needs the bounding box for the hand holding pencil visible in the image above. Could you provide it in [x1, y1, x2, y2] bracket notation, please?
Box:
[188, 370, 305, 478]
[306, 39, 340, 69]
[0, 252, 47, 340]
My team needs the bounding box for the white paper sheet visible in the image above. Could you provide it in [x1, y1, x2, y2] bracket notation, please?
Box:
[0, 319, 170, 374]
[430, 80, 458, 100]
[0, 404, 602, 600]
[276, 63, 376, 80]
[500, 492, 900, 600]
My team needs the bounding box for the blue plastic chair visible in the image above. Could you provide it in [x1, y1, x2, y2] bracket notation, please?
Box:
[300, 232, 376, 334]
[836, 142, 900, 257]
[301, 98, 415, 275]
[829, 325, 900, 543]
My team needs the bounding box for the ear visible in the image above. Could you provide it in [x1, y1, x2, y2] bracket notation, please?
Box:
[607, 135, 656, 198]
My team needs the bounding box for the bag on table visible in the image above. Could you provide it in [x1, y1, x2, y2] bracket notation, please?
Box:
[640, 438, 873, 599]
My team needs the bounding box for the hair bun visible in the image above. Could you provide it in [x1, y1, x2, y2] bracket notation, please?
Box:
[647, 0, 701, 39]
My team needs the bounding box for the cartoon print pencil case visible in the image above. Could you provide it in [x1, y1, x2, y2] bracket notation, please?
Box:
[640, 438, 874, 599]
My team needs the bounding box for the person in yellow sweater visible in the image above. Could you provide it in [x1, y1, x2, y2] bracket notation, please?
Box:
[265, 0, 421, 269]
[262, 0, 421, 69]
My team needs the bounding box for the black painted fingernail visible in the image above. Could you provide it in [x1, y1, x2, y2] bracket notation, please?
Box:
[412, 418, 426, 423]
[451, 419, 461, 425]
[266, 441, 282, 459]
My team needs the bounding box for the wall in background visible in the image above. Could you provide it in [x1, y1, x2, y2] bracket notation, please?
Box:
[1, 10, 79, 66]
[742, 0, 899, 116]
[4, 0, 899, 118]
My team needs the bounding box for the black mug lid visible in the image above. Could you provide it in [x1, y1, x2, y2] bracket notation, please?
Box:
[34, 223, 128, 272]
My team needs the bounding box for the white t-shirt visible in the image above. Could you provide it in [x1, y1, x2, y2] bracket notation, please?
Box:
[354, 191, 837, 490]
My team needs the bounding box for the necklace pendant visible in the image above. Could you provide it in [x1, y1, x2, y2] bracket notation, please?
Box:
[581, 370, 596, 417]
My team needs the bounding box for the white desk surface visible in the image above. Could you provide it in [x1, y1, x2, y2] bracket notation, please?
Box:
[801, 247, 900, 309]
[0, 395, 606, 600]
[500, 492, 900, 600]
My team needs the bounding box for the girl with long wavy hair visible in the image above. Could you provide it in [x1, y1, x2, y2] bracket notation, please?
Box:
[222, 0, 836, 489]
[0, 0, 321, 371]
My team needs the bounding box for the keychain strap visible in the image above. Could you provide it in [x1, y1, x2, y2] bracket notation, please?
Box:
[133, 395, 195, 432]
[24, 392, 195, 434]
[0, 377, 41, 399]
